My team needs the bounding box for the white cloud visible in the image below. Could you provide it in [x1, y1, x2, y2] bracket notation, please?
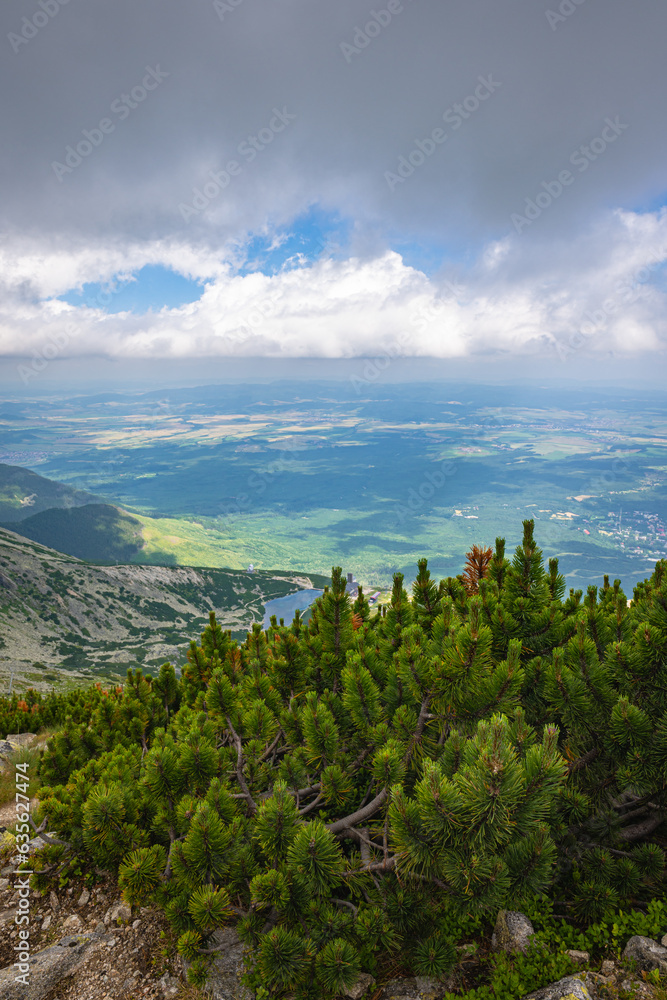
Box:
[1, 209, 666, 368]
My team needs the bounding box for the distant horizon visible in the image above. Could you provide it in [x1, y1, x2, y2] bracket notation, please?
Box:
[1, 355, 665, 394]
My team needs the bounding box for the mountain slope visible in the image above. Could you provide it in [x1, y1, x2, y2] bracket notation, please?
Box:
[0, 463, 101, 522]
[0, 527, 328, 692]
[2, 503, 145, 562]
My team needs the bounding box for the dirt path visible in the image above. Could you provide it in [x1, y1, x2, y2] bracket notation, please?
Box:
[0, 796, 39, 830]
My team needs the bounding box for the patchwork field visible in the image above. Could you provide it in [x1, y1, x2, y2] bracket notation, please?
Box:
[0, 380, 665, 591]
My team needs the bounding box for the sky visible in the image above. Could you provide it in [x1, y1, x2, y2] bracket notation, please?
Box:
[1, 0, 667, 384]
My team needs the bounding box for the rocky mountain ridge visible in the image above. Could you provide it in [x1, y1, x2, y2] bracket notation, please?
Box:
[0, 527, 324, 692]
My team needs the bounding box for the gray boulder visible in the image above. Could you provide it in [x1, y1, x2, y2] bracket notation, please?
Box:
[0, 933, 94, 1000]
[622, 935, 667, 973]
[5, 734, 37, 747]
[61, 914, 83, 933]
[193, 926, 252, 1000]
[378, 977, 453, 999]
[104, 901, 131, 926]
[521, 975, 592, 999]
[345, 973, 375, 998]
[492, 910, 536, 955]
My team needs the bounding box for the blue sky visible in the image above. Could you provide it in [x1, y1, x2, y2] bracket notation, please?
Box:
[58, 264, 208, 314]
[56, 208, 354, 313]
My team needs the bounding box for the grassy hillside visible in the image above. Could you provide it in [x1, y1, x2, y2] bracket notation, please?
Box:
[0, 527, 329, 693]
[0, 463, 100, 522]
[3, 503, 145, 562]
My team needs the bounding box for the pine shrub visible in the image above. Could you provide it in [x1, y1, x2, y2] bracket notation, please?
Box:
[30, 523, 667, 998]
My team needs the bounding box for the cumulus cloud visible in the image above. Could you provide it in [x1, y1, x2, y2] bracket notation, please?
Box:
[1, 209, 666, 371]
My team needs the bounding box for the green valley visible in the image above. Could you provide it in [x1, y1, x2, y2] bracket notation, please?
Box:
[0, 380, 664, 590]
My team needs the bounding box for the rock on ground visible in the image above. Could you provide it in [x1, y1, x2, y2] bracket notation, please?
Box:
[0, 869, 182, 1000]
[188, 925, 252, 1000]
[104, 902, 132, 926]
[345, 972, 376, 998]
[622, 935, 667, 974]
[376, 976, 455, 999]
[0, 933, 95, 1000]
[521, 975, 592, 1000]
[491, 910, 536, 955]
[4, 735, 37, 748]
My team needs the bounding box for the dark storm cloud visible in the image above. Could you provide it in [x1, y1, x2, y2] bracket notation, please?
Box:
[1, 0, 665, 246]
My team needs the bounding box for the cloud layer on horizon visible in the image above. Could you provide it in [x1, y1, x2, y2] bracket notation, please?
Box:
[1, 208, 666, 372]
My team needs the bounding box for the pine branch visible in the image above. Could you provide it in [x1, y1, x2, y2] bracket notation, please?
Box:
[162, 831, 185, 881]
[257, 729, 284, 764]
[619, 811, 665, 842]
[327, 696, 431, 836]
[406, 871, 456, 895]
[342, 855, 397, 877]
[225, 715, 258, 816]
[618, 805, 654, 824]
[359, 827, 372, 864]
[349, 744, 374, 770]
[296, 782, 322, 799]
[613, 792, 660, 815]
[332, 898, 359, 916]
[567, 746, 601, 773]
[357, 777, 375, 810]
[326, 788, 388, 835]
[402, 694, 432, 766]
[28, 815, 71, 848]
[588, 844, 633, 858]
[298, 793, 324, 816]
[338, 825, 383, 857]
[231, 780, 322, 804]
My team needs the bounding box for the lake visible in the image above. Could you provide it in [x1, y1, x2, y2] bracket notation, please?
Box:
[262, 588, 324, 628]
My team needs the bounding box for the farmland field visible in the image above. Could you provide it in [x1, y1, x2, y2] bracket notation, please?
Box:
[0, 380, 665, 590]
